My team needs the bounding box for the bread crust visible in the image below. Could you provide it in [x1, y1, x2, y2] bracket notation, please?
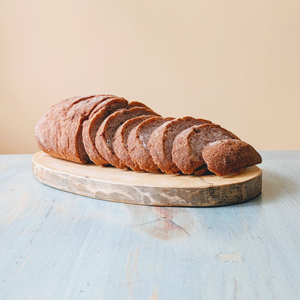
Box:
[147, 117, 212, 174]
[172, 124, 240, 174]
[34, 94, 116, 163]
[127, 117, 174, 172]
[202, 139, 262, 176]
[95, 107, 160, 169]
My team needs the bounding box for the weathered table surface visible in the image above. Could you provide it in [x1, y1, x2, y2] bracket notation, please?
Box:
[0, 151, 300, 300]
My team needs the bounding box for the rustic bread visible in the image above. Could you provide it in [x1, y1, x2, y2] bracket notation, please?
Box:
[35, 94, 262, 177]
[127, 117, 174, 172]
[95, 107, 160, 169]
[34, 94, 117, 163]
[147, 117, 212, 174]
[172, 124, 240, 175]
[202, 139, 262, 176]
[82, 98, 149, 165]
[112, 116, 153, 171]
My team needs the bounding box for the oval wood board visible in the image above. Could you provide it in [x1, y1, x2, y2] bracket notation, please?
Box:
[32, 151, 262, 207]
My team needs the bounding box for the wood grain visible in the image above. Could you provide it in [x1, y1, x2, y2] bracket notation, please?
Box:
[0, 152, 300, 300]
[32, 151, 262, 206]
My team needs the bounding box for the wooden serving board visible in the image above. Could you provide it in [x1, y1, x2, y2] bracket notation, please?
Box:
[32, 151, 262, 206]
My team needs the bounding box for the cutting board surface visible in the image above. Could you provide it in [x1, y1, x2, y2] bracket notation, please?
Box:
[32, 151, 262, 206]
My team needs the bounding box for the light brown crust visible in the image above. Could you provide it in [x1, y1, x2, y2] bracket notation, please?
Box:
[147, 117, 212, 174]
[127, 117, 174, 173]
[95, 107, 160, 169]
[34, 94, 116, 164]
[202, 139, 262, 176]
[172, 124, 240, 175]
[112, 116, 153, 171]
[82, 98, 147, 165]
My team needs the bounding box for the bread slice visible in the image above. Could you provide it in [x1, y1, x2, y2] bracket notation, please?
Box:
[202, 139, 262, 176]
[193, 164, 209, 176]
[127, 117, 174, 172]
[172, 124, 240, 175]
[34, 94, 117, 163]
[95, 107, 160, 169]
[82, 98, 149, 165]
[112, 116, 153, 171]
[147, 117, 212, 174]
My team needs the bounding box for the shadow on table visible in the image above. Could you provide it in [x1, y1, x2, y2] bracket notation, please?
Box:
[258, 169, 291, 204]
[125, 170, 289, 242]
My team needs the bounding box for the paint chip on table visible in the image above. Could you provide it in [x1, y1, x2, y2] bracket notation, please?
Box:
[216, 251, 243, 263]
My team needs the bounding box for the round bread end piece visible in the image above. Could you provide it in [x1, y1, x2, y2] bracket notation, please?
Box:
[202, 139, 262, 176]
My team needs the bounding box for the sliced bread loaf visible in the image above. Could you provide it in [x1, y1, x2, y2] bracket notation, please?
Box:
[147, 117, 212, 174]
[127, 117, 174, 172]
[202, 139, 262, 176]
[34, 94, 117, 163]
[172, 124, 240, 175]
[95, 107, 160, 169]
[112, 116, 153, 171]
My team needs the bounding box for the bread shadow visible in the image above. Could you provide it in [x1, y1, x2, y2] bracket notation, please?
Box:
[258, 169, 290, 205]
[124, 170, 289, 242]
[177, 168, 285, 208]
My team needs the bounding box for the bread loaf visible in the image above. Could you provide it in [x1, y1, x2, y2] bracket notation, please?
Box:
[34, 94, 262, 177]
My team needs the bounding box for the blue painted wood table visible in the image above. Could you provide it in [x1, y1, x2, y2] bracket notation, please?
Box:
[0, 151, 300, 300]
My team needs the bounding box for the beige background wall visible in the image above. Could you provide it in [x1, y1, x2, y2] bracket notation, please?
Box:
[1, 0, 299, 154]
